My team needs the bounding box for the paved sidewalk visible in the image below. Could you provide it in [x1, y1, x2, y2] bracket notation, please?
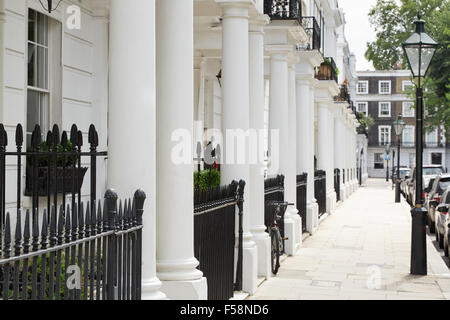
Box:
[248, 179, 450, 300]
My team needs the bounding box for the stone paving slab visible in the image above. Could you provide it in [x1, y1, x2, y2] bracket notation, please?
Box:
[247, 179, 450, 300]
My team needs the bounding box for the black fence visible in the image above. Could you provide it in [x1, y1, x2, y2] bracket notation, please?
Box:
[193, 180, 245, 300]
[314, 171, 326, 217]
[264, 175, 285, 253]
[0, 189, 144, 300]
[264, 0, 302, 24]
[296, 173, 307, 233]
[0, 123, 107, 229]
[299, 16, 321, 51]
[334, 169, 341, 202]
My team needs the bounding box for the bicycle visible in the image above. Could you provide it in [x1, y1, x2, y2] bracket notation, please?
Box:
[268, 201, 294, 275]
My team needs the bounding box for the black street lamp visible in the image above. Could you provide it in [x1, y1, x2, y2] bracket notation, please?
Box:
[385, 144, 391, 182]
[38, 0, 63, 13]
[393, 114, 405, 203]
[402, 12, 438, 275]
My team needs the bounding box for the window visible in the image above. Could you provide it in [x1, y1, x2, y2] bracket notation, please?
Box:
[27, 9, 49, 146]
[379, 80, 391, 94]
[409, 153, 416, 167]
[356, 102, 368, 116]
[402, 126, 415, 147]
[357, 81, 368, 94]
[431, 153, 443, 165]
[27, 9, 61, 147]
[402, 102, 415, 117]
[374, 153, 384, 169]
[425, 128, 438, 147]
[402, 80, 414, 92]
[378, 102, 391, 117]
[378, 126, 391, 146]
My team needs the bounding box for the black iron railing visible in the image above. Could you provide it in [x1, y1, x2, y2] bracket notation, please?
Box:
[264, 175, 285, 252]
[193, 180, 245, 300]
[0, 189, 144, 300]
[315, 57, 338, 83]
[334, 169, 341, 202]
[334, 85, 351, 104]
[297, 16, 321, 51]
[0, 123, 107, 229]
[314, 170, 326, 217]
[264, 0, 302, 24]
[296, 173, 307, 233]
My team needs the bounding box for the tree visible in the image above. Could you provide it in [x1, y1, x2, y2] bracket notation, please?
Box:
[365, 0, 450, 135]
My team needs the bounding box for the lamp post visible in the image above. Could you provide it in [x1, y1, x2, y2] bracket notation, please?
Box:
[385, 144, 391, 182]
[393, 114, 405, 203]
[402, 12, 438, 275]
[38, 0, 63, 13]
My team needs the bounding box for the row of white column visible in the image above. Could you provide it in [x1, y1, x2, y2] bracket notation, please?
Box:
[106, 0, 361, 300]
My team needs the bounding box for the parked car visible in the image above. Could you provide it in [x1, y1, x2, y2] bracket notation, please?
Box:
[429, 176, 450, 248]
[407, 165, 445, 206]
[425, 175, 450, 233]
[437, 187, 450, 255]
[424, 177, 436, 211]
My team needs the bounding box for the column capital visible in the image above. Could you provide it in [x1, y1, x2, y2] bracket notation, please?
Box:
[296, 50, 324, 69]
[249, 14, 270, 30]
[215, 0, 253, 12]
[266, 44, 294, 58]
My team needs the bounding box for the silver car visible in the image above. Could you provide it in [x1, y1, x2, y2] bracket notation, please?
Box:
[440, 187, 450, 256]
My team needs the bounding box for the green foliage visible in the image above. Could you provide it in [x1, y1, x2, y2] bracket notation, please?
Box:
[366, 0, 450, 135]
[194, 170, 221, 191]
[358, 113, 375, 130]
[26, 140, 76, 167]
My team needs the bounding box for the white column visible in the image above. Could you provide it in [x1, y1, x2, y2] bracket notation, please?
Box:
[333, 106, 345, 202]
[108, 0, 165, 300]
[268, 47, 298, 256]
[155, 0, 207, 300]
[249, 16, 271, 279]
[296, 76, 318, 233]
[317, 100, 336, 214]
[217, 0, 258, 295]
[287, 62, 302, 252]
[344, 116, 351, 197]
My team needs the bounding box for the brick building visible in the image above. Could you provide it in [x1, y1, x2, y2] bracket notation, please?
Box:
[356, 70, 447, 178]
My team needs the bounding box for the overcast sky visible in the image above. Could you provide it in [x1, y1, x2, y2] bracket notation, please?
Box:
[339, 0, 378, 71]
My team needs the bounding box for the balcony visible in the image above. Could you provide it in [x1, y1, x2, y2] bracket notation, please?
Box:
[264, 0, 302, 24]
[334, 84, 351, 104]
[425, 141, 446, 148]
[315, 57, 338, 83]
[297, 16, 321, 51]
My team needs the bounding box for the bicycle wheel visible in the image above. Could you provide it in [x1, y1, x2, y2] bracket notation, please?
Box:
[271, 229, 281, 275]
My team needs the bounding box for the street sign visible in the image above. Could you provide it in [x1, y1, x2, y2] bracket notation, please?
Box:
[385, 155, 391, 161]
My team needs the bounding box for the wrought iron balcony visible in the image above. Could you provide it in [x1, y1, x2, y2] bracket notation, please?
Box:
[297, 16, 321, 52]
[264, 0, 302, 24]
[424, 141, 445, 148]
[334, 85, 351, 104]
[315, 57, 338, 83]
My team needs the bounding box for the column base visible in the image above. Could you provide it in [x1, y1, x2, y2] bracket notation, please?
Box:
[283, 207, 301, 256]
[344, 183, 351, 198]
[251, 226, 271, 279]
[326, 191, 337, 214]
[339, 183, 345, 203]
[141, 277, 168, 300]
[238, 244, 258, 295]
[159, 277, 208, 300]
[306, 201, 319, 234]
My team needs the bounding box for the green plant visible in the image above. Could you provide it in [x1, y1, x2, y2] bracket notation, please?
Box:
[26, 141, 76, 167]
[194, 170, 221, 191]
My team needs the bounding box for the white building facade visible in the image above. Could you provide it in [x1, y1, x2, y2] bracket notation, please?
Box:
[0, 0, 363, 300]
